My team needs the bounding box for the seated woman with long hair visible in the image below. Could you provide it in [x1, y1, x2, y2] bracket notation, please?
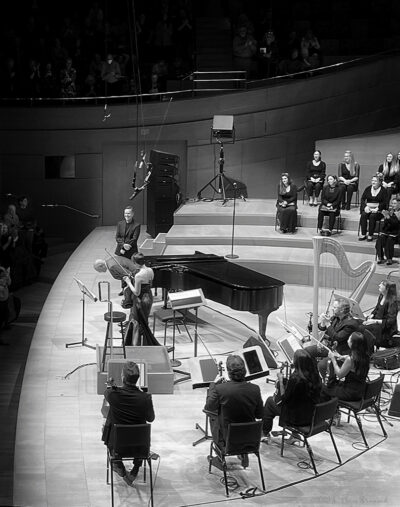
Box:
[338, 150, 360, 210]
[362, 280, 398, 348]
[317, 174, 341, 236]
[276, 172, 297, 233]
[378, 152, 399, 202]
[325, 331, 370, 401]
[305, 150, 326, 206]
[262, 349, 322, 441]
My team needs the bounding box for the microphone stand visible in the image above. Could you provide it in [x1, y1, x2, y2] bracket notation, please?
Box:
[225, 182, 239, 259]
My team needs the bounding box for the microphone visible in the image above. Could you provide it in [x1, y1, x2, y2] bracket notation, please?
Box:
[41, 204, 57, 207]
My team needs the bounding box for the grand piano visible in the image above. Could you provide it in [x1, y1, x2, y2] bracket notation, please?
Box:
[145, 252, 284, 340]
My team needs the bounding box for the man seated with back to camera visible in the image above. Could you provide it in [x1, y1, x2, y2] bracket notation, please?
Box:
[102, 361, 155, 485]
[204, 355, 263, 469]
[306, 299, 359, 379]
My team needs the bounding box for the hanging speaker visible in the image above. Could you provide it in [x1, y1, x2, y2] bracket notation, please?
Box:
[212, 115, 234, 140]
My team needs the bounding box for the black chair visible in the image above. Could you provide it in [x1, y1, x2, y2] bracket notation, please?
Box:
[316, 210, 342, 235]
[208, 420, 265, 497]
[280, 398, 341, 475]
[338, 375, 387, 448]
[152, 307, 193, 345]
[106, 423, 155, 507]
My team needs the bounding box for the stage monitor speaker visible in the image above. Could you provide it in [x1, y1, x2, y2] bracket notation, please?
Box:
[388, 384, 400, 417]
[244, 336, 279, 369]
[212, 115, 234, 139]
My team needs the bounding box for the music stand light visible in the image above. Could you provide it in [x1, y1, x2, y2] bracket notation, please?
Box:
[65, 277, 97, 349]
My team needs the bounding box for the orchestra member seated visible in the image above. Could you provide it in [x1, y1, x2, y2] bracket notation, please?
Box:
[204, 355, 263, 469]
[262, 349, 322, 442]
[306, 299, 360, 378]
[359, 174, 387, 242]
[377, 152, 399, 203]
[375, 197, 400, 265]
[361, 280, 398, 348]
[102, 361, 155, 485]
[338, 150, 360, 210]
[317, 175, 341, 236]
[324, 331, 369, 401]
[305, 150, 326, 206]
[276, 172, 297, 234]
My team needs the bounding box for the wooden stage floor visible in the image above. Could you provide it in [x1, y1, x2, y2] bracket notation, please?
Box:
[12, 227, 400, 507]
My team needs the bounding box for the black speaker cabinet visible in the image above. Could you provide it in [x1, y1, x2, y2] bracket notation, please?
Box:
[388, 384, 400, 417]
[147, 150, 180, 238]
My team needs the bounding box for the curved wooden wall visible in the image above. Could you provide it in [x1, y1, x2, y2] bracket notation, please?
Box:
[1, 54, 400, 240]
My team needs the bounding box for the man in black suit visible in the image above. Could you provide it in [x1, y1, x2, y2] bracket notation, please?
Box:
[204, 355, 263, 468]
[102, 361, 155, 484]
[115, 206, 141, 260]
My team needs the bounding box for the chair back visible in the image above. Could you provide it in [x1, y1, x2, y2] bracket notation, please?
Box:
[112, 423, 151, 459]
[225, 420, 262, 456]
[361, 376, 384, 409]
[307, 398, 338, 436]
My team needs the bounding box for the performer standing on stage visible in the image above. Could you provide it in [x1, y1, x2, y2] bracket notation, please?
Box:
[204, 355, 263, 469]
[115, 206, 141, 259]
[123, 253, 154, 345]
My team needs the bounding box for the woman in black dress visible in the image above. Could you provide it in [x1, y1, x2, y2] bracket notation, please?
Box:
[362, 280, 398, 348]
[305, 150, 326, 206]
[338, 150, 360, 210]
[378, 152, 399, 202]
[359, 174, 387, 241]
[276, 173, 297, 233]
[317, 174, 341, 236]
[325, 331, 370, 401]
[262, 349, 322, 440]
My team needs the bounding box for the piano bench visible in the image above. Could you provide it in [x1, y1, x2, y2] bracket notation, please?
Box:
[152, 308, 193, 345]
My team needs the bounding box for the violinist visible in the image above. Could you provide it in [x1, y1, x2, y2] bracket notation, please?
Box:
[306, 299, 360, 378]
[262, 349, 321, 442]
[375, 197, 400, 265]
[102, 361, 155, 485]
[204, 355, 263, 469]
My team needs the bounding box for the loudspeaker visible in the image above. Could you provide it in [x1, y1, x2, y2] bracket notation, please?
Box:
[212, 115, 234, 139]
[388, 384, 400, 417]
[243, 336, 279, 369]
[147, 149, 180, 238]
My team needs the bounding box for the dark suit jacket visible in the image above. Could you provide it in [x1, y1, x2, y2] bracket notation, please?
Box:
[115, 219, 141, 259]
[204, 380, 263, 445]
[321, 315, 359, 355]
[106, 255, 138, 280]
[102, 385, 155, 447]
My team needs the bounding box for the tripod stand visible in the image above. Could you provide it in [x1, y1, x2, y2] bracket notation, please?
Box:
[197, 139, 238, 204]
[66, 278, 97, 350]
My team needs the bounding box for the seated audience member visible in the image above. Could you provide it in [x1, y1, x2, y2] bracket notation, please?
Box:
[359, 175, 387, 241]
[204, 355, 263, 468]
[102, 361, 155, 484]
[3, 204, 20, 237]
[276, 172, 297, 233]
[60, 57, 77, 98]
[338, 150, 360, 210]
[278, 47, 306, 75]
[324, 332, 369, 401]
[362, 280, 398, 348]
[317, 175, 341, 236]
[305, 150, 326, 206]
[0, 221, 18, 269]
[101, 53, 121, 96]
[0, 265, 11, 344]
[378, 152, 399, 203]
[262, 349, 321, 441]
[16, 195, 36, 251]
[375, 197, 400, 265]
[232, 26, 257, 78]
[306, 299, 359, 378]
[300, 29, 321, 67]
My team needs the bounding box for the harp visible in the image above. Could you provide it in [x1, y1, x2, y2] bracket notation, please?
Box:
[312, 236, 376, 338]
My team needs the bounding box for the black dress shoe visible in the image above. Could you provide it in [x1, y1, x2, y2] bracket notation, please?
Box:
[238, 454, 249, 468]
[377, 259, 384, 264]
[387, 259, 393, 265]
[346, 204, 351, 210]
[358, 236, 367, 241]
[118, 291, 124, 296]
[367, 236, 373, 242]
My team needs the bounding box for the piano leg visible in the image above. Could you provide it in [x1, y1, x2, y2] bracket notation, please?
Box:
[258, 311, 272, 346]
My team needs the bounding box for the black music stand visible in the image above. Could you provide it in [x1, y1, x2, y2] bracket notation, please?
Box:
[66, 277, 97, 349]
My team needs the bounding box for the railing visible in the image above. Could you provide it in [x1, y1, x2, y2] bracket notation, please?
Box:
[0, 50, 398, 107]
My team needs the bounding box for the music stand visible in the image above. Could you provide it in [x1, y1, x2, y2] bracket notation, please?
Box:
[66, 277, 97, 349]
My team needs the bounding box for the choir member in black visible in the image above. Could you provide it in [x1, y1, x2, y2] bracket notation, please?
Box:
[276, 173, 297, 233]
[305, 150, 326, 206]
[262, 349, 321, 441]
[324, 332, 369, 401]
[362, 280, 398, 348]
[359, 174, 387, 241]
[317, 174, 341, 236]
[375, 197, 400, 265]
[378, 152, 399, 203]
[338, 150, 360, 210]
